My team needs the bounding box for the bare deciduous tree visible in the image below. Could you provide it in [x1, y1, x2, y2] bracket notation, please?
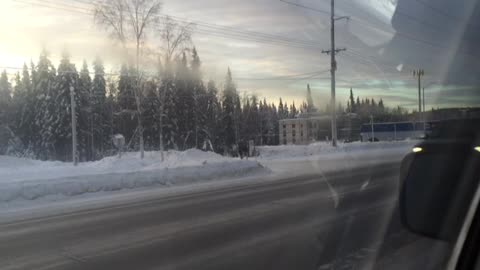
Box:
[155, 16, 194, 159]
[157, 16, 194, 65]
[94, 0, 162, 159]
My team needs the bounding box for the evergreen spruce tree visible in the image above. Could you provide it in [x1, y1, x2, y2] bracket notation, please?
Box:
[278, 98, 285, 119]
[379, 99, 385, 113]
[91, 58, 109, 158]
[190, 47, 208, 149]
[0, 70, 12, 127]
[10, 66, 33, 155]
[15, 63, 35, 153]
[52, 52, 80, 161]
[205, 80, 221, 151]
[349, 88, 356, 113]
[142, 79, 160, 149]
[160, 59, 178, 150]
[290, 102, 298, 118]
[221, 68, 237, 154]
[250, 95, 260, 144]
[234, 92, 242, 148]
[117, 64, 137, 148]
[306, 84, 316, 113]
[33, 50, 57, 160]
[174, 52, 195, 149]
[270, 102, 279, 145]
[106, 78, 117, 148]
[78, 61, 93, 160]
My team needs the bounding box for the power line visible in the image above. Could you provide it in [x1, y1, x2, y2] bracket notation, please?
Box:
[12, 0, 404, 74]
[277, 0, 480, 59]
[0, 65, 333, 82]
[13, 0, 330, 52]
[36, 0, 327, 48]
[13, 0, 474, 59]
[12, 0, 92, 15]
[12, 0, 480, 71]
[413, 0, 480, 28]
[279, 0, 331, 16]
[20, 0, 477, 59]
[235, 69, 330, 81]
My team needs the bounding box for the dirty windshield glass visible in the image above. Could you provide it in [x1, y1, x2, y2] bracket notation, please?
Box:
[0, 0, 479, 269]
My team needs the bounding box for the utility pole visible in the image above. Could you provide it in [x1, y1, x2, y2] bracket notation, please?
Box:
[413, 69, 424, 121]
[322, 0, 348, 147]
[422, 87, 426, 132]
[194, 89, 199, 149]
[70, 86, 78, 166]
[90, 91, 94, 161]
[370, 114, 374, 142]
[157, 86, 165, 162]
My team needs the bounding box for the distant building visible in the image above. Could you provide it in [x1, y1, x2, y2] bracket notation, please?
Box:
[279, 113, 362, 145]
[279, 115, 331, 145]
[360, 121, 427, 142]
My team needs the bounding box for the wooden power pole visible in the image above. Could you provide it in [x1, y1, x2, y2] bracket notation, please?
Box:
[322, 0, 347, 147]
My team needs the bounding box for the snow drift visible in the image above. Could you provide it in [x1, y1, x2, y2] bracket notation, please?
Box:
[257, 141, 417, 161]
[0, 149, 268, 202]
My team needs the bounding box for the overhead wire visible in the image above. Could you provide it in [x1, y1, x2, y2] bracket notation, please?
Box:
[9, 0, 471, 85]
[22, 0, 472, 60]
[0, 65, 334, 82]
[48, 0, 329, 48]
[14, 0, 480, 59]
[413, 0, 480, 28]
[279, 0, 480, 59]
[13, 0, 331, 52]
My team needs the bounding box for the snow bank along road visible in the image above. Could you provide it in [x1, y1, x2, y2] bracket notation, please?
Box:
[0, 141, 415, 205]
[0, 160, 443, 270]
[0, 149, 268, 203]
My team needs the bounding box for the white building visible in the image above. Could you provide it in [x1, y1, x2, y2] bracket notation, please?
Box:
[279, 116, 331, 145]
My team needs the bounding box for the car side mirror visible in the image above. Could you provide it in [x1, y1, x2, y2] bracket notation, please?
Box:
[399, 146, 480, 241]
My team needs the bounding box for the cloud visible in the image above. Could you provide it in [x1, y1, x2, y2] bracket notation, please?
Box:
[1, 0, 479, 111]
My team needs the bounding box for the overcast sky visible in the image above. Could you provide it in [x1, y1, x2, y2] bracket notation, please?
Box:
[1, 0, 478, 110]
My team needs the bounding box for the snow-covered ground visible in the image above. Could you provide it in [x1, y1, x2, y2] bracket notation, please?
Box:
[0, 149, 268, 203]
[0, 140, 418, 206]
[256, 140, 417, 176]
[257, 140, 416, 161]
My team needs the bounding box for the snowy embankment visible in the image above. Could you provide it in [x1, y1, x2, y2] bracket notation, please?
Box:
[0, 149, 268, 203]
[256, 140, 418, 175]
[257, 140, 416, 161]
[0, 141, 418, 204]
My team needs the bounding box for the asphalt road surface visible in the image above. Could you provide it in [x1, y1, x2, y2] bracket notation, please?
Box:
[0, 161, 442, 270]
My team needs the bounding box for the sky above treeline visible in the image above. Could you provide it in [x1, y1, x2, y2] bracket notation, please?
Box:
[1, 0, 479, 110]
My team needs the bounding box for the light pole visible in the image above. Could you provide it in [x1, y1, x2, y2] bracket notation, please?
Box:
[413, 69, 424, 122]
[422, 87, 426, 133]
[370, 114, 374, 142]
[70, 86, 78, 166]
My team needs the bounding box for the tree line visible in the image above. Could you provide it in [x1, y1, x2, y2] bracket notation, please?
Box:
[0, 48, 315, 161]
[0, 52, 411, 162]
[0, 0, 413, 161]
[345, 88, 410, 123]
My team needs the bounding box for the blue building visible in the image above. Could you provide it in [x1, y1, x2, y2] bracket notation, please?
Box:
[360, 121, 430, 141]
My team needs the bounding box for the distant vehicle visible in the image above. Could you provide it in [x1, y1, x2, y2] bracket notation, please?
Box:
[360, 121, 429, 142]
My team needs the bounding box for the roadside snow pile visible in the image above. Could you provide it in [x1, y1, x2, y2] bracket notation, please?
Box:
[256, 140, 418, 176]
[0, 149, 269, 202]
[257, 140, 418, 161]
